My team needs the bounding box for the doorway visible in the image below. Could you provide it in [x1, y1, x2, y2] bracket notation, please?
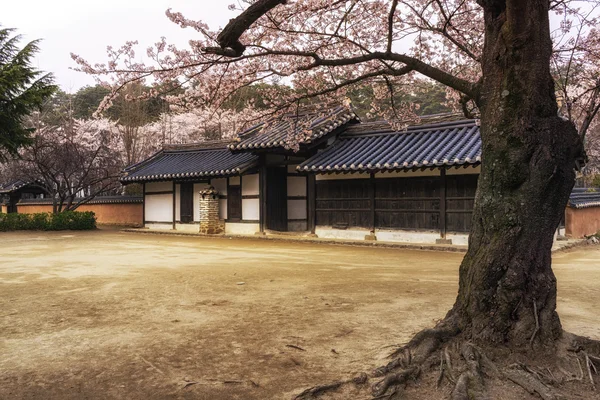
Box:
[265, 167, 288, 231]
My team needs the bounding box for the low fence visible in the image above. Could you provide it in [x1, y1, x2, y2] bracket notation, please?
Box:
[16, 196, 143, 227]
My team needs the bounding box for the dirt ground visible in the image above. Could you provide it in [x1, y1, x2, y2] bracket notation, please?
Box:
[1, 229, 599, 400]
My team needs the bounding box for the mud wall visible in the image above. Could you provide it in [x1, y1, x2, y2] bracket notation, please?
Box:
[565, 206, 600, 238]
[17, 203, 143, 226]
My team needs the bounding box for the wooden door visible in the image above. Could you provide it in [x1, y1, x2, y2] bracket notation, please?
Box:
[228, 185, 242, 220]
[180, 183, 194, 223]
[266, 167, 288, 231]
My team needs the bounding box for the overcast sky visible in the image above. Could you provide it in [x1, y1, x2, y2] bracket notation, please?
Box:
[3, 1, 234, 91]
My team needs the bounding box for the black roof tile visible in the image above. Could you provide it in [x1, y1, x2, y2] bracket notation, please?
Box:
[568, 188, 600, 209]
[229, 105, 358, 151]
[0, 180, 33, 194]
[121, 141, 258, 184]
[298, 119, 481, 172]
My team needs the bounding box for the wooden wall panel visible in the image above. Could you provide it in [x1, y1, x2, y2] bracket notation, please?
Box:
[375, 177, 440, 230]
[446, 174, 478, 232]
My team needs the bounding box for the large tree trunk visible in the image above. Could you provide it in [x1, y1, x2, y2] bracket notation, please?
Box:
[449, 0, 583, 346]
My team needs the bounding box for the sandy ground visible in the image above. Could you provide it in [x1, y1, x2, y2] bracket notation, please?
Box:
[0, 229, 598, 400]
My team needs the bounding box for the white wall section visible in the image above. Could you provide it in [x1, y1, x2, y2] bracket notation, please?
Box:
[145, 193, 173, 223]
[287, 176, 306, 196]
[219, 199, 228, 220]
[242, 198, 260, 220]
[316, 172, 370, 181]
[211, 178, 227, 195]
[175, 184, 181, 221]
[242, 174, 259, 195]
[225, 222, 259, 235]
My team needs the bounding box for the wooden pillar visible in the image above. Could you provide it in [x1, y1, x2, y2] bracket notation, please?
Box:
[307, 174, 316, 234]
[142, 182, 146, 226]
[259, 157, 267, 233]
[172, 181, 176, 230]
[369, 173, 376, 232]
[440, 168, 447, 239]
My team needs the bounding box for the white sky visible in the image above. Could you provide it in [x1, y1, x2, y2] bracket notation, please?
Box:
[3, 1, 234, 91]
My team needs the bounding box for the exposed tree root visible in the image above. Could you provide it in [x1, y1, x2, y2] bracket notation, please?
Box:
[292, 328, 600, 400]
[294, 372, 368, 399]
[504, 364, 564, 400]
[372, 366, 420, 397]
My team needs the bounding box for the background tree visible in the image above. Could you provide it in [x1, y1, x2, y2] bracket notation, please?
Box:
[73, 1, 600, 397]
[19, 114, 121, 213]
[0, 27, 56, 161]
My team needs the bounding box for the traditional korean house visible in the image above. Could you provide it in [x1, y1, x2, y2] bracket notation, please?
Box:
[119, 110, 599, 244]
[120, 105, 359, 234]
[0, 180, 46, 213]
[297, 117, 481, 245]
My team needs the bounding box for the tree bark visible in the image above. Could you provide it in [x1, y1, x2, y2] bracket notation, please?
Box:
[448, 0, 583, 346]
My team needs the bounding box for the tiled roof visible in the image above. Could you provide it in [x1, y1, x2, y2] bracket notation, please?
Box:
[297, 119, 481, 172]
[0, 180, 31, 194]
[229, 105, 358, 151]
[568, 188, 600, 209]
[121, 141, 258, 183]
[17, 196, 143, 205]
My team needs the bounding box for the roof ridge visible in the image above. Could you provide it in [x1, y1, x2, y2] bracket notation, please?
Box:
[163, 140, 236, 152]
[341, 119, 477, 138]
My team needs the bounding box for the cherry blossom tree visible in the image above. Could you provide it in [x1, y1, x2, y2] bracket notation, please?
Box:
[16, 114, 122, 213]
[73, 1, 600, 398]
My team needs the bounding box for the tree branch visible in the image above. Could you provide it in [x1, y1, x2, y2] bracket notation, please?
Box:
[210, 0, 288, 56]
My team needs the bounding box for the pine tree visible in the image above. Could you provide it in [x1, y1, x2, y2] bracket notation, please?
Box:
[0, 27, 56, 160]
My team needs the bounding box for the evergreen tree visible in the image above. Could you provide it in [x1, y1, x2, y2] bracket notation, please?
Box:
[0, 27, 56, 160]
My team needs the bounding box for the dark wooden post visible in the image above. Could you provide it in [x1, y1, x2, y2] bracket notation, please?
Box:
[307, 174, 316, 234]
[142, 182, 146, 226]
[259, 156, 267, 233]
[440, 168, 447, 239]
[172, 181, 176, 230]
[369, 173, 376, 232]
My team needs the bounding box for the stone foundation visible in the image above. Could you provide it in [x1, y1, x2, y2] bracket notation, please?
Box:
[199, 188, 225, 234]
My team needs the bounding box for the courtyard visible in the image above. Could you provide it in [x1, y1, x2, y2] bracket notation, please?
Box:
[1, 229, 599, 399]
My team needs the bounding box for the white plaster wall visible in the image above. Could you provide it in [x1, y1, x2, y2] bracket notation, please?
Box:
[287, 165, 299, 173]
[229, 176, 241, 185]
[314, 167, 480, 181]
[242, 174, 259, 195]
[375, 170, 439, 178]
[211, 178, 227, 195]
[315, 227, 370, 240]
[225, 222, 260, 235]
[287, 176, 306, 196]
[193, 183, 210, 222]
[315, 226, 470, 245]
[447, 165, 480, 175]
[145, 193, 173, 222]
[376, 230, 439, 244]
[175, 184, 181, 221]
[242, 198, 260, 220]
[447, 233, 470, 246]
[145, 222, 172, 230]
[176, 223, 200, 233]
[146, 181, 172, 192]
[288, 199, 307, 220]
[316, 172, 369, 181]
[219, 198, 228, 220]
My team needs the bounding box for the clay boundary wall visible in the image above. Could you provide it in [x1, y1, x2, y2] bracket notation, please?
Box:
[17, 202, 143, 227]
[565, 206, 600, 238]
